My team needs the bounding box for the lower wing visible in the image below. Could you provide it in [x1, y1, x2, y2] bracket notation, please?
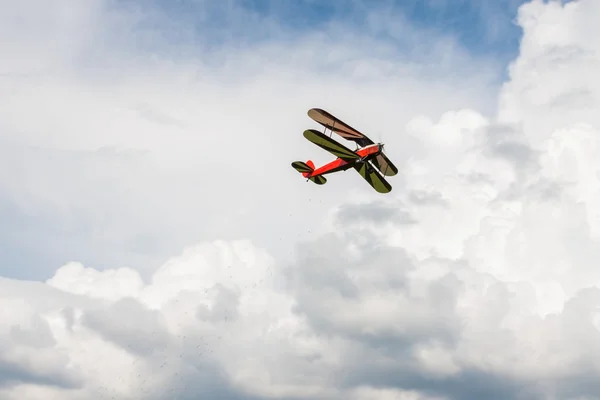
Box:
[353, 162, 392, 193]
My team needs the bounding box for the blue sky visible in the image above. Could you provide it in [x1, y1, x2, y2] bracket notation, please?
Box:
[237, 0, 528, 56]
[124, 0, 541, 63]
[108, 0, 581, 89]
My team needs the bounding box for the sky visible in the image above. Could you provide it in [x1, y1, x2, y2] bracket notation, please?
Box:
[2, 0, 600, 399]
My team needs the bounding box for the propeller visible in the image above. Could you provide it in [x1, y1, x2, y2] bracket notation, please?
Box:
[377, 131, 388, 152]
[375, 131, 387, 154]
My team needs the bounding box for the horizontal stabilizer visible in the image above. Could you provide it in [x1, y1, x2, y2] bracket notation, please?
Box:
[292, 160, 326, 184]
[309, 175, 327, 185]
[291, 161, 313, 174]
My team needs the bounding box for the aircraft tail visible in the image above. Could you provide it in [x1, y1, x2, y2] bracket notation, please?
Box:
[291, 160, 326, 185]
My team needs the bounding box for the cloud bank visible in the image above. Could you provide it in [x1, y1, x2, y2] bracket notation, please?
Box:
[2, 0, 600, 399]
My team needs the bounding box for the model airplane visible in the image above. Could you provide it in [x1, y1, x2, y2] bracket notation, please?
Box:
[292, 108, 398, 193]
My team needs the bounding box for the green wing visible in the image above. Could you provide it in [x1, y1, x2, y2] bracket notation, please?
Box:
[309, 175, 326, 185]
[291, 161, 313, 173]
[354, 162, 392, 193]
[303, 129, 360, 161]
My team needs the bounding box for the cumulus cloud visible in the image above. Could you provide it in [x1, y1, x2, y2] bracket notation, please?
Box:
[3, 0, 600, 399]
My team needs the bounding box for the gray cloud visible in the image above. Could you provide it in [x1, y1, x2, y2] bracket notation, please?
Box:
[408, 190, 448, 207]
[335, 200, 418, 226]
[81, 297, 171, 358]
[196, 284, 241, 322]
[0, 361, 81, 390]
[286, 236, 462, 347]
[484, 123, 537, 168]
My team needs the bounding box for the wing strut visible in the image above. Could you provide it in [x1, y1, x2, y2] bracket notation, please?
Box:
[353, 160, 392, 193]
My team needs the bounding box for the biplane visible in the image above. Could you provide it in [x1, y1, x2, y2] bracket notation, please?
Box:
[291, 108, 398, 193]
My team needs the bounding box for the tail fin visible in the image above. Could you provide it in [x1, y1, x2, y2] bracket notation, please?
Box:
[291, 160, 327, 185]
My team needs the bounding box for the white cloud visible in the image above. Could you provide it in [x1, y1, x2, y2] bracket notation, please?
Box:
[3, 0, 600, 399]
[0, 0, 500, 280]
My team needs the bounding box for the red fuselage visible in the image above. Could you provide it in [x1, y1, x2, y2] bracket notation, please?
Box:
[309, 144, 383, 177]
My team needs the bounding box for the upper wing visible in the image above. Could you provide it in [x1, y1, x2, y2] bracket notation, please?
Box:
[308, 108, 374, 148]
[370, 153, 398, 177]
[303, 129, 360, 161]
[353, 161, 392, 193]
